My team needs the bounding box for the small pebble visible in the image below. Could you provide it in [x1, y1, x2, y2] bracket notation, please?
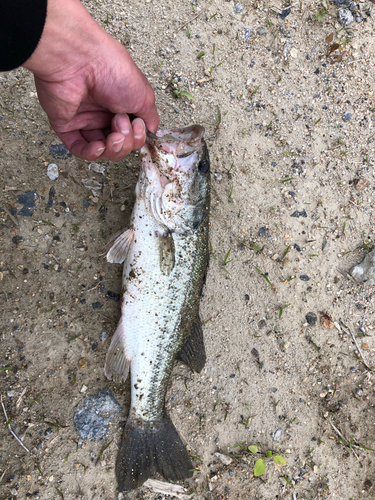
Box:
[278, 7, 291, 18]
[350, 367, 357, 373]
[256, 27, 267, 35]
[100, 328, 109, 342]
[305, 312, 317, 326]
[294, 243, 302, 252]
[291, 209, 307, 218]
[234, 2, 243, 13]
[244, 28, 251, 40]
[300, 275, 310, 281]
[342, 111, 353, 122]
[17, 191, 38, 217]
[338, 8, 354, 25]
[259, 226, 267, 237]
[92, 302, 103, 309]
[333, 0, 351, 5]
[47, 163, 59, 180]
[49, 143, 72, 159]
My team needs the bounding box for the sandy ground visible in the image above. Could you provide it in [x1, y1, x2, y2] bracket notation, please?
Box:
[2, 0, 375, 499]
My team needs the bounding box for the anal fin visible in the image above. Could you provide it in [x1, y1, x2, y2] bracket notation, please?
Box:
[106, 228, 134, 264]
[104, 318, 130, 383]
[179, 315, 206, 373]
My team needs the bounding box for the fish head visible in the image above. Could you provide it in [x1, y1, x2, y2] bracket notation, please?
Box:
[138, 125, 210, 232]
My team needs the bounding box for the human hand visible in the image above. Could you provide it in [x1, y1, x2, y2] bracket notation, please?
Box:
[23, 0, 159, 161]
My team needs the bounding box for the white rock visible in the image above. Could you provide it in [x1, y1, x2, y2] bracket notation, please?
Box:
[290, 47, 298, 58]
[214, 452, 233, 465]
[80, 385, 88, 393]
[47, 163, 59, 180]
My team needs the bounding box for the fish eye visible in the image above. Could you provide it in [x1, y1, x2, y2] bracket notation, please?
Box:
[198, 159, 210, 174]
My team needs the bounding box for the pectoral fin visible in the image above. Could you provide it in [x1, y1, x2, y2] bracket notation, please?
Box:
[159, 232, 175, 275]
[179, 315, 206, 373]
[104, 318, 130, 383]
[106, 228, 134, 264]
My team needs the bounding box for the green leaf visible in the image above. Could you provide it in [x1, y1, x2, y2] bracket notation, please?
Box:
[248, 445, 258, 454]
[254, 458, 266, 477]
[265, 450, 272, 458]
[273, 455, 287, 465]
[179, 90, 195, 100]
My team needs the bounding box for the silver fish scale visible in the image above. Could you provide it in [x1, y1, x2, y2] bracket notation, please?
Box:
[121, 195, 209, 425]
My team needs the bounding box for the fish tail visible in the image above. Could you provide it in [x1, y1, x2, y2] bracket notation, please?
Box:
[116, 416, 193, 490]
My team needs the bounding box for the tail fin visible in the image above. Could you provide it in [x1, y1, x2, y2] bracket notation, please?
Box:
[116, 416, 193, 490]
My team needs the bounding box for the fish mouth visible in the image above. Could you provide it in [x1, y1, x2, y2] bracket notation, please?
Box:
[146, 125, 205, 162]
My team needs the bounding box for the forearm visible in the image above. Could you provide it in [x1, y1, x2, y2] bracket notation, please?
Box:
[23, 0, 102, 78]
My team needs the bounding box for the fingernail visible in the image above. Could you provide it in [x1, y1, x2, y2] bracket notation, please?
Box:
[116, 114, 131, 135]
[134, 119, 146, 140]
[95, 147, 105, 157]
[113, 137, 124, 153]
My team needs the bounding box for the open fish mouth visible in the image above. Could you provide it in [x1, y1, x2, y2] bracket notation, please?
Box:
[146, 125, 205, 177]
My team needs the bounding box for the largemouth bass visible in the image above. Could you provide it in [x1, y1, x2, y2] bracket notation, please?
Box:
[104, 125, 210, 490]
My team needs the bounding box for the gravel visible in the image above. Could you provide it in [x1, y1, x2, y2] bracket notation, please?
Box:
[343, 111, 353, 122]
[306, 312, 317, 326]
[338, 8, 354, 26]
[351, 248, 375, 286]
[17, 191, 38, 217]
[74, 388, 122, 440]
[49, 144, 72, 159]
[47, 163, 59, 180]
[256, 27, 267, 35]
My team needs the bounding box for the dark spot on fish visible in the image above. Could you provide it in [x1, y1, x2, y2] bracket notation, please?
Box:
[198, 159, 210, 174]
[129, 270, 136, 280]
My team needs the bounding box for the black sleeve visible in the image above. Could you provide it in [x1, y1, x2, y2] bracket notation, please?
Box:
[0, 0, 48, 72]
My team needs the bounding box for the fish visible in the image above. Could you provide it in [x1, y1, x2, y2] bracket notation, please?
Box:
[104, 125, 210, 490]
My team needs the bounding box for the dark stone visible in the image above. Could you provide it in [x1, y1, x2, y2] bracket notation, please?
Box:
[314, 68, 320, 74]
[278, 7, 291, 18]
[300, 275, 310, 281]
[305, 312, 317, 326]
[83, 200, 92, 207]
[350, 367, 357, 373]
[258, 319, 266, 329]
[74, 388, 122, 440]
[105, 290, 121, 302]
[259, 226, 267, 237]
[251, 348, 259, 358]
[229, 374, 236, 378]
[53, 235, 60, 241]
[12, 235, 24, 245]
[17, 191, 38, 217]
[13, 325, 19, 332]
[294, 243, 302, 252]
[92, 302, 103, 309]
[245, 294, 250, 301]
[333, 0, 351, 5]
[49, 144, 72, 159]
[290, 209, 307, 218]
[47, 186, 55, 208]
[343, 111, 352, 122]
[22, 268, 29, 275]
